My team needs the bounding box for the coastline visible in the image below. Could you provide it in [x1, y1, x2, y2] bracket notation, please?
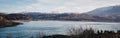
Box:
[0, 20, 22, 28]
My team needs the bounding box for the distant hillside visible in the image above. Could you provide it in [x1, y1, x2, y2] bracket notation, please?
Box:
[23, 12, 118, 22]
[0, 13, 32, 20]
[87, 5, 120, 16]
[1, 5, 120, 22]
[85, 5, 120, 22]
[5, 13, 32, 20]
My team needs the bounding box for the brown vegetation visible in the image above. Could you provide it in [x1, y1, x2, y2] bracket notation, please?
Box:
[0, 16, 21, 28]
[42, 28, 120, 38]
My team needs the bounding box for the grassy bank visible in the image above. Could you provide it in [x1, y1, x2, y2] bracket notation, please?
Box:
[41, 28, 120, 38]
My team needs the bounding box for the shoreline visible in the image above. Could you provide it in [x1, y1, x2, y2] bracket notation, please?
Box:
[11, 19, 120, 24]
[0, 21, 22, 28]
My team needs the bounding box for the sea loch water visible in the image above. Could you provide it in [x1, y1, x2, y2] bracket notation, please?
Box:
[0, 20, 120, 38]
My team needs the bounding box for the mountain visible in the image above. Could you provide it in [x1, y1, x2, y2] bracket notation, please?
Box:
[24, 12, 117, 22]
[1, 5, 120, 22]
[5, 13, 32, 20]
[0, 13, 32, 20]
[87, 5, 120, 16]
[85, 5, 120, 22]
[23, 12, 44, 19]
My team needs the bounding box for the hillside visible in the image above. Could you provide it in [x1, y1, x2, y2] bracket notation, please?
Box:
[23, 13, 117, 22]
[87, 5, 120, 16]
[5, 13, 32, 20]
[24, 5, 120, 22]
[0, 15, 21, 28]
[1, 5, 120, 22]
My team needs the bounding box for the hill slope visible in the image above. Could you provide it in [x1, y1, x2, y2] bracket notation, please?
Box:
[87, 5, 120, 16]
[0, 14, 21, 28]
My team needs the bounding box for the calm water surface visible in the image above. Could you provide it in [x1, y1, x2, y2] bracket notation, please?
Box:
[0, 21, 120, 38]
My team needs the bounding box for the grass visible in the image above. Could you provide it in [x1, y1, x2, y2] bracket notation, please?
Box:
[41, 27, 120, 38]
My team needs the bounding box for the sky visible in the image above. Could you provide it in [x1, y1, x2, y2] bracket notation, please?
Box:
[0, 0, 120, 13]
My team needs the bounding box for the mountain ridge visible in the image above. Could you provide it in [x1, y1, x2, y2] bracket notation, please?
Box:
[86, 5, 120, 16]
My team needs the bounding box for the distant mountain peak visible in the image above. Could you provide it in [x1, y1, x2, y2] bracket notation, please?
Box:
[87, 5, 120, 16]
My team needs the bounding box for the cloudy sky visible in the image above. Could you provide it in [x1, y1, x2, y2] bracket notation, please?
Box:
[0, 0, 120, 13]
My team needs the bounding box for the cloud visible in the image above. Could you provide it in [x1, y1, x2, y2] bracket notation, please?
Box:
[0, 0, 120, 13]
[52, 0, 120, 13]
